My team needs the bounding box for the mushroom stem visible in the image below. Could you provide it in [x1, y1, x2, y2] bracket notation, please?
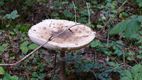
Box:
[59, 50, 66, 80]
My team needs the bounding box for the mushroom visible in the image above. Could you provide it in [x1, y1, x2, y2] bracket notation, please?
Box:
[28, 19, 95, 80]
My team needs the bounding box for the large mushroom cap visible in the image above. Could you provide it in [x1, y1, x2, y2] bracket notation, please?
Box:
[28, 19, 95, 50]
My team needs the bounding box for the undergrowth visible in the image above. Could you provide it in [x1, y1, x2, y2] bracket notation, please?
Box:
[0, 0, 142, 80]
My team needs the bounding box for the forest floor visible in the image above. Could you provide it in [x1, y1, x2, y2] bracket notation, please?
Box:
[0, 0, 142, 80]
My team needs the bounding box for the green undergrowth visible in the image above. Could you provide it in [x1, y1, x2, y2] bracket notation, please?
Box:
[1, 0, 142, 80]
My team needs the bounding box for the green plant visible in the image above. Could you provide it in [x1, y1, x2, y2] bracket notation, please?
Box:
[121, 64, 142, 80]
[31, 72, 46, 80]
[3, 10, 19, 20]
[91, 40, 124, 56]
[0, 67, 5, 75]
[125, 51, 135, 61]
[90, 40, 102, 48]
[66, 53, 96, 73]
[2, 73, 18, 80]
[1, 0, 142, 80]
[0, 43, 8, 54]
[109, 15, 142, 39]
[135, 0, 142, 7]
[0, 0, 12, 7]
[63, 10, 74, 18]
[0, 1, 4, 7]
[20, 41, 38, 54]
[15, 24, 30, 33]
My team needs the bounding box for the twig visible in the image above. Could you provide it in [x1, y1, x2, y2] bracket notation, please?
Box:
[122, 49, 126, 66]
[72, 1, 77, 22]
[53, 52, 57, 74]
[0, 23, 82, 66]
[86, 2, 91, 25]
[117, 0, 128, 12]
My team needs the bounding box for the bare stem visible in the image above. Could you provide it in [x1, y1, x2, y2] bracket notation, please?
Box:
[72, 1, 77, 22]
[51, 53, 57, 80]
[86, 2, 91, 25]
[59, 50, 66, 80]
[117, 0, 128, 12]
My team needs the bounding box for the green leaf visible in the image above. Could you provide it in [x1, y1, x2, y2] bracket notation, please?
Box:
[137, 54, 142, 59]
[135, 0, 142, 7]
[20, 41, 29, 53]
[63, 10, 74, 18]
[0, 43, 8, 53]
[3, 73, 11, 80]
[11, 76, 18, 80]
[28, 44, 38, 50]
[131, 64, 142, 75]
[109, 15, 142, 39]
[131, 64, 142, 80]
[107, 62, 119, 67]
[0, 46, 5, 53]
[90, 40, 102, 48]
[121, 64, 142, 80]
[121, 77, 131, 80]
[20, 41, 29, 47]
[78, 17, 87, 23]
[0, 67, 5, 75]
[80, 9, 88, 16]
[109, 20, 127, 35]
[15, 24, 30, 33]
[3, 73, 18, 80]
[21, 47, 28, 54]
[2, 43, 8, 48]
[0, 1, 4, 7]
[4, 10, 19, 20]
[121, 70, 132, 80]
